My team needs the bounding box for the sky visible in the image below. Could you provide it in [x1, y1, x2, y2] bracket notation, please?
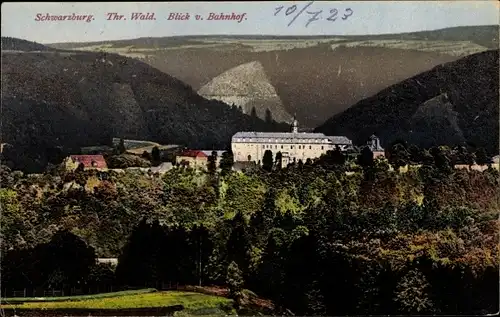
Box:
[1, 1, 499, 43]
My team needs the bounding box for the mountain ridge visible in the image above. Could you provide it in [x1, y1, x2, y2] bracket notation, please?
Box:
[41, 25, 498, 127]
[315, 49, 499, 154]
[46, 25, 499, 49]
[1, 39, 289, 172]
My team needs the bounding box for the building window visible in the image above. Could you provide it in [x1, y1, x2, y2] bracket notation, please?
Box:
[298, 145, 301, 149]
[321, 146, 324, 150]
[291, 145, 294, 149]
[262, 145, 265, 148]
[281, 145, 283, 149]
[309, 146, 311, 149]
[275, 145, 277, 149]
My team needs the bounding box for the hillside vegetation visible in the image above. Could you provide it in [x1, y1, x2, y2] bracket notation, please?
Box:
[46, 25, 499, 127]
[316, 49, 499, 155]
[1, 146, 499, 315]
[1, 38, 288, 172]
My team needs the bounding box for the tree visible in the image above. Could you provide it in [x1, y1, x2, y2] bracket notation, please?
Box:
[118, 138, 126, 154]
[220, 150, 234, 176]
[42, 230, 96, 289]
[275, 151, 283, 169]
[250, 107, 257, 119]
[265, 108, 273, 124]
[151, 146, 161, 164]
[331, 146, 346, 165]
[298, 159, 304, 169]
[388, 142, 410, 169]
[141, 151, 152, 161]
[226, 261, 244, 309]
[394, 268, 434, 314]
[226, 212, 251, 271]
[475, 147, 492, 166]
[191, 224, 213, 286]
[75, 162, 85, 172]
[250, 188, 278, 246]
[207, 151, 218, 175]
[263, 150, 274, 172]
[407, 144, 424, 164]
[357, 146, 374, 168]
[430, 146, 453, 174]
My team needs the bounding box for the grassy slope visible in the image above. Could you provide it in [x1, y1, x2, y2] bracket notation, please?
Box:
[1, 291, 232, 310]
[1, 289, 156, 303]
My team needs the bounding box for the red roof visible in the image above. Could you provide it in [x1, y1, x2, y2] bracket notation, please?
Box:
[178, 150, 207, 158]
[70, 155, 107, 168]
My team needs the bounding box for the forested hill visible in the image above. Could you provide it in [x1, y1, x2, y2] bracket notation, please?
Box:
[315, 49, 499, 155]
[1, 37, 54, 51]
[1, 38, 288, 172]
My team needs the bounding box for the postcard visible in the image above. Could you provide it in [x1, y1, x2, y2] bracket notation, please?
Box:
[1, 1, 499, 316]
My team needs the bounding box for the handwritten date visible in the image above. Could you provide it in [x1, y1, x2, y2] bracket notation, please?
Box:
[274, 1, 353, 27]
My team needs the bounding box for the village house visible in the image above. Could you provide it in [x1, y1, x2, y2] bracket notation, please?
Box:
[63, 155, 108, 171]
[175, 150, 225, 169]
[176, 150, 208, 169]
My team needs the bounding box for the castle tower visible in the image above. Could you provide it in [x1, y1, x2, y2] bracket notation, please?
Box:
[291, 115, 298, 133]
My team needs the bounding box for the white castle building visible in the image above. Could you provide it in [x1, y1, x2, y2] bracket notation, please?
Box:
[231, 117, 352, 166]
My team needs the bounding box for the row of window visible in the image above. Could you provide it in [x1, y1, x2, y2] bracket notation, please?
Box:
[236, 153, 311, 161]
[262, 144, 325, 150]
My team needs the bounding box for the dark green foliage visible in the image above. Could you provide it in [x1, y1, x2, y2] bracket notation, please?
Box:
[275, 152, 283, 169]
[475, 147, 492, 166]
[1, 230, 96, 290]
[107, 154, 151, 169]
[1, 50, 289, 173]
[388, 141, 410, 168]
[118, 139, 126, 154]
[1, 146, 498, 315]
[262, 150, 273, 172]
[226, 212, 251, 271]
[357, 146, 374, 168]
[226, 261, 244, 309]
[219, 150, 234, 176]
[250, 107, 257, 119]
[316, 50, 499, 155]
[207, 151, 217, 175]
[394, 269, 434, 314]
[151, 146, 161, 164]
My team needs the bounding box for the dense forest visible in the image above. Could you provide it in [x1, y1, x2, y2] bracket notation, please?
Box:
[1, 144, 499, 315]
[1, 38, 288, 173]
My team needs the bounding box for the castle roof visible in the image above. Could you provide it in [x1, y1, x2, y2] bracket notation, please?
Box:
[178, 150, 208, 158]
[70, 155, 107, 168]
[232, 132, 352, 144]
